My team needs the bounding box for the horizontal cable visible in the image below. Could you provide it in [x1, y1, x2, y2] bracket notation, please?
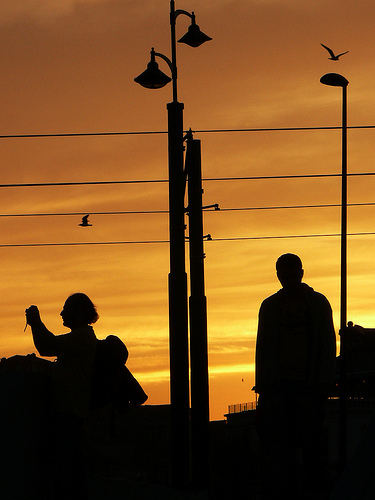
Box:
[0, 210, 168, 218]
[0, 179, 167, 188]
[206, 172, 374, 182]
[1, 202, 375, 219]
[211, 232, 375, 242]
[1, 231, 375, 248]
[1, 125, 375, 140]
[196, 125, 375, 134]
[0, 131, 168, 139]
[221, 202, 375, 212]
[0, 240, 169, 248]
[1, 171, 375, 189]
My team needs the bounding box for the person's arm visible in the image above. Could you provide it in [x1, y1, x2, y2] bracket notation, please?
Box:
[25, 305, 59, 357]
[255, 300, 269, 394]
[317, 298, 337, 394]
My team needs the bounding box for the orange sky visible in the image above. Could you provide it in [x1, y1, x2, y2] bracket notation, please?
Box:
[1, 0, 375, 420]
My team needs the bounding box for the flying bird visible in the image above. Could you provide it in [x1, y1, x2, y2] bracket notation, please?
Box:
[321, 44, 349, 60]
[79, 214, 92, 227]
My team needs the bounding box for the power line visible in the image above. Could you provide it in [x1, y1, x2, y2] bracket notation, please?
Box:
[0, 179, 167, 188]
[1, 124, 375, 140]
[1, 231, 375, 248]
[0, 131, 168, 139]
[1, 201, 375, 219]
[221, 201, 375, 212]
[0, 240, 169, 248]
[197, 125, 375, 134]
[0, 210, 169, 218]
[1, 171, 375, 190]
[211, 232, 375, 242]
[207, 172, 375, 182]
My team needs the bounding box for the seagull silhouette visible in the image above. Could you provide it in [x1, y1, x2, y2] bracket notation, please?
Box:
[79, 214, 92, 227]
[321, 44, 349, 60]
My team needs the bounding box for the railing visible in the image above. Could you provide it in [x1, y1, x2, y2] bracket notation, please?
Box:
[227, 401, 256, 414]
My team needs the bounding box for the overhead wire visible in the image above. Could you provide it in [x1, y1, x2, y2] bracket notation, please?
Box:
[2, 201, 375, 219]
[0, 210, 168, 218]
[1, 175, 375, 244]
[1, 231, 375, 248]
[1, 124, 375, 140]
[1, 124, 375, 247]
[0, 171, 375, 190]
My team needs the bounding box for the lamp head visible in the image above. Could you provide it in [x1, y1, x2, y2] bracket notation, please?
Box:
[134, 48, 172, 89]
[178, 13, 212, 47]
[320, 73, 349, 87]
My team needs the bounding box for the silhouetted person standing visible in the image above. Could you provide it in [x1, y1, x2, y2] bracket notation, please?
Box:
[26, 293, 98, 500]
[255, 254, 336, 499]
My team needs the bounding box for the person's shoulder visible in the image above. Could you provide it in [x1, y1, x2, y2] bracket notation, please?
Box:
[304, 284, 332, 306]
[57, 326, 96, 345]
[260, 290, 282, 309]
[75, 326, 97, 344]
[81, 325, 96, 336]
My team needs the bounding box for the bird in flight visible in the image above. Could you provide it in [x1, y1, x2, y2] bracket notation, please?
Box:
[321, 44, 349, 60]
[79, 214, 92, 227]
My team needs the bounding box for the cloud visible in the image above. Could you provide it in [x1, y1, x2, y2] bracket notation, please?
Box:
[0, 0, 80, 24]
[209, 362, 255, 377]
[0, 0, 159, 26]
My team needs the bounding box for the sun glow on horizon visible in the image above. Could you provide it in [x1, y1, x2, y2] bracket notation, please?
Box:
[2, 0, 375, 421]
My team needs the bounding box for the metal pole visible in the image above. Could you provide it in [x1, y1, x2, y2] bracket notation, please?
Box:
[170, 0, 178, 103]
[186, 136, 210, 489]
[167, 100, 190, 488]
[167, 1, 191, 488]
[320, 72, 349, 472]
[339, 84, 348, 470]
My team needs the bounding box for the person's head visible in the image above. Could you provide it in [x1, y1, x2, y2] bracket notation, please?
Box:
[60, 293, 99, 329]
[276, 253, 304, 292]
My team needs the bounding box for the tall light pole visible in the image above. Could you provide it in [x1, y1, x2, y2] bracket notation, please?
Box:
[135, 1, 211, 488]
[320, 72, 349, 469]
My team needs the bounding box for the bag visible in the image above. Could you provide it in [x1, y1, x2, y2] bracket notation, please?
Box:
[91, 335, 148, 413]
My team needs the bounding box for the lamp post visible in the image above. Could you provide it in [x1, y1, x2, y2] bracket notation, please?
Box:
[135, 1, 211, 488]
[320, 72, 349, 469]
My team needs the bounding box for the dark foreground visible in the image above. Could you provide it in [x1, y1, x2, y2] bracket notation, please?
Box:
[88, 475, 207, 500]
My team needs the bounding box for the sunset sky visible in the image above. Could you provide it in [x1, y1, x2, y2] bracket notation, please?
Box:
[1, 0, 375, 420]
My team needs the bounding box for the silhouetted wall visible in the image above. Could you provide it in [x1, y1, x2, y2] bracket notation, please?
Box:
[0, 355, 53, 499]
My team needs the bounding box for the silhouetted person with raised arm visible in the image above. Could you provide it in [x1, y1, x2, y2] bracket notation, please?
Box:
[26, 293, 98, 500]
[255, 254, 336, 499]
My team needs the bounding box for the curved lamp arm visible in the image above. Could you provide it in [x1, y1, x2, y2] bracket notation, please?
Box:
[174, 9, 194, 21]
[153, 50, 176, 80]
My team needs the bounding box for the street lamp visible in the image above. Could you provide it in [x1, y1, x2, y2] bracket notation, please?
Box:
[320, 72, 349, 469]
[134, 48, 172, 89]
[135, 0, 211, 488]
[135, 6, 211, 102]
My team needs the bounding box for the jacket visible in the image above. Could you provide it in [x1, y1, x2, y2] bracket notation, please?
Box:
[255, 283, 336, 393]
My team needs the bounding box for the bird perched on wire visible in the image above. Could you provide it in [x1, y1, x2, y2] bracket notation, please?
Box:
[321, 43, 349, 60]
[79, 214, 92, 227]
